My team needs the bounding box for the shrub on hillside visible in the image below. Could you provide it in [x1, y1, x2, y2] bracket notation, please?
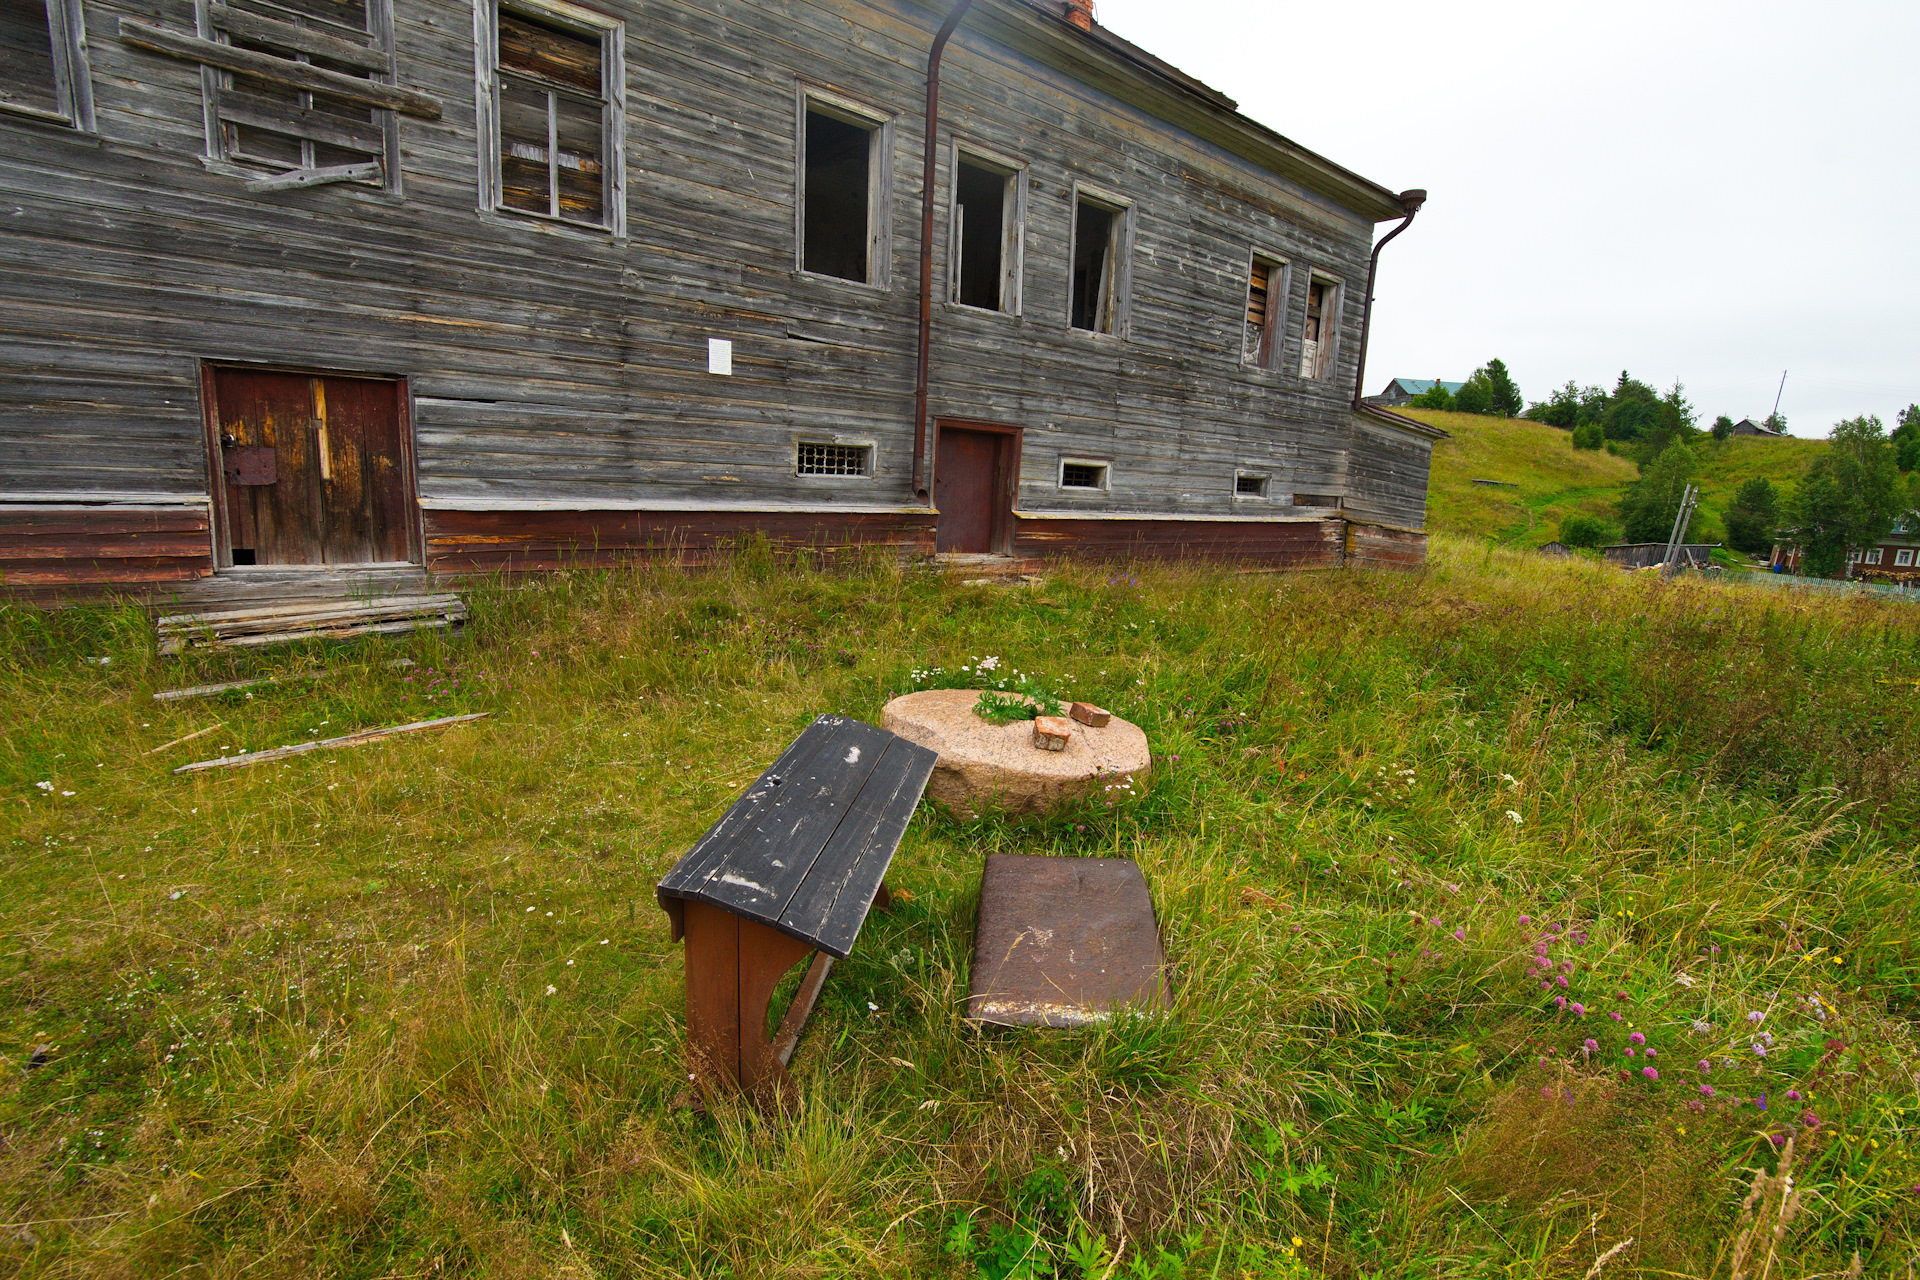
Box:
[1724, 477, 1780, 554]
[1571, 423, 1604, 451]
[1558, 514, 1610, 548]
[1408, 382, 1454, 411]
[1452, 377, 1493, 416]
[1618, 441, 1698, 543]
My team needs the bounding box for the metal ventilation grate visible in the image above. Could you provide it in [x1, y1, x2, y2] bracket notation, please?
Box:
[797, 442, 870, 476]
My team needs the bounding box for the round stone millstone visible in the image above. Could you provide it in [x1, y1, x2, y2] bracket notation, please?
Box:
[879, 689, 1150, 819]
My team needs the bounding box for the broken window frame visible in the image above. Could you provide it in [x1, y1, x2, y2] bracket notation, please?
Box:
[793, 436, 877, 482]
[195, 0, 397, 191]
[948, 143, 1025, 314]
[474, 0, 625, 234]
[794, 86, 892, 289]
[1241, 249, 1289, 371]
[1058, 457, 1111, 492]
[1299, 272, 1344, 382]
[1, 0, 94, 129]
[1067, 184, 1132, 337]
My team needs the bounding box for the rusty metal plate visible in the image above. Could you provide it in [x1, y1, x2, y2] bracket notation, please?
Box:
[223, 446, 277, 486]
[967, 854, 1170, 1028]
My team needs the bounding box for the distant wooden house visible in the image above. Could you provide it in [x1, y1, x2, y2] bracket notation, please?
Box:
[1730, 418, 1786, 438]
[1773, 512, 1920, 579]
[1537, 541, 1571, 559]
[0, 0, 1437, 602]
[1372, 378, 1464, 408]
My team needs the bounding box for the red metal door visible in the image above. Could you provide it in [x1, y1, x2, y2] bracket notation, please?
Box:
[213, 369, 409, 565]
[935, 427, 1003, 553]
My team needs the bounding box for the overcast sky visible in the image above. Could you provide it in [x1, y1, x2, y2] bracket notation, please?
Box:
[1095, 0, 1918, 437]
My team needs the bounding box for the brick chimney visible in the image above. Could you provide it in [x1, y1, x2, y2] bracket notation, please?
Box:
[1065, 0, 1092, 30]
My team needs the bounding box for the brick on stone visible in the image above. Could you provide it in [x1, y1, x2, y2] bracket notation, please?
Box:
[1032, 716, 1073, 751]
[1068, 701, 1111, 728]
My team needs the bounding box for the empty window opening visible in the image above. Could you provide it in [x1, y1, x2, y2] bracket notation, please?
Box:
[1060, 460, 1109, 490]
[1300, 278, 1340, 380]
[803, 107, 877, 282]
[1235, 474, 1269, 498]
[497, 8, 608, 225]
[2, 0, 62, 115]
[797, 441, 871, 477]
[1244, 256, 1284, 367]
[953, 156, 1015, 310]
[1071, 197, 1122, 333]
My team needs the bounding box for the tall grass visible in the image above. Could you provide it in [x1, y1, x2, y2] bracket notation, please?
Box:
[0, 538, 1915, 1277]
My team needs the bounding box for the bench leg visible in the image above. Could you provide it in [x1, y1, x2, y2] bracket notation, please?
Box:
[682, 900, 813, 1105]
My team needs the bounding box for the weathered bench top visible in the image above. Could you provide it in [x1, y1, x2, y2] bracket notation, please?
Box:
[656, 714, 937, 959]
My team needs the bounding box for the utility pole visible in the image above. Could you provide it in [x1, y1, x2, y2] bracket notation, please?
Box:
[1770, 370, 1787, 428]
[1660, 484, 1700, 580]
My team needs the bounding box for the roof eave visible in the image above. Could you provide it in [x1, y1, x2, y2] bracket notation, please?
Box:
[1357, 402, 1450, 441]
[972, 0, 1409, 223]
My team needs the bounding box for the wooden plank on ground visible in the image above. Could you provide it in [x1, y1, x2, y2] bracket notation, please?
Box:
[153, 657, 413, 701]
[172, 712, 487, 773]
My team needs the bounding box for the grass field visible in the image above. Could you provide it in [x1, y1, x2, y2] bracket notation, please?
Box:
[4, 543, 1918, 1278]
[1408, 410, 1824, 551]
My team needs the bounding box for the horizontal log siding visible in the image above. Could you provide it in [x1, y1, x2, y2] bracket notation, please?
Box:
[424, 508, 935, 572]
[0, 505, 214, 598]
[1345, 523, 1426, 570]
[1014, 516, 1343, 567]
[0, 0, 1408, 588]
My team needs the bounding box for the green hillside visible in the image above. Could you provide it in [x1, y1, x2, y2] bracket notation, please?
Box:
[1406, 407, 1824, 548]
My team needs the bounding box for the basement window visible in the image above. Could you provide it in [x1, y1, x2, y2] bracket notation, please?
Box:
[1060, 459, 1109, 491]
[487, 0, 622, 229]
[1070, 191, 1128, 334]
[796, 441, 871, 477]
[1, 0, 91, 126]
[801, 97, 889, 284]
[1299, 276, 1342, 380]
[1243, 255, 1286, 368]
[1235, 473, 1270, 499]
[952, 152, 1020, 312]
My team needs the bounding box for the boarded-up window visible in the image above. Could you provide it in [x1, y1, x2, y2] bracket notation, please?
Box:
[1070, 194, 1126, 334]
[2, 0, 91, 126]
[953, 154, 1018, 311]
[802, 105, 883, 283]
[207, 0, 390, 184]
[1300, 277, 1340, 380]
[495, 7, 610, 225]
[1244, 254, 1285, 367]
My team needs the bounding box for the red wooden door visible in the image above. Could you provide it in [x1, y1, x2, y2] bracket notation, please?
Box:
[935, 427, 1003, 553]
[213, 370, 410, 565]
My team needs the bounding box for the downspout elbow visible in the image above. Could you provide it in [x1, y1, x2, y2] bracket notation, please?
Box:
[1351, 189, 1426, 412]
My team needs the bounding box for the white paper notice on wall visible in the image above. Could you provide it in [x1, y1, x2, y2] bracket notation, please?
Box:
[707, 338, 733, 376]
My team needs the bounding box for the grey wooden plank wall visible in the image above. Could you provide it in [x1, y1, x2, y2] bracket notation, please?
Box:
[0, 0, 1429, 531]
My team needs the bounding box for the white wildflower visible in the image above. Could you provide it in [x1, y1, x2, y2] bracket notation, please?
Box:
[1674, 973, 1696, 988]
[545, 985, 557, 996]
[1505, 810, 1523, 825]
[35, 781, 52, 792]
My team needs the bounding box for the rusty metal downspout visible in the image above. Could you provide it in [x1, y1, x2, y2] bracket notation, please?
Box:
[1350, 188, 1427, 411]
[911, 0, 979, 502]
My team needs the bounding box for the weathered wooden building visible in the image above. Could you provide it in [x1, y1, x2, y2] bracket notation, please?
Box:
[1, 0, 1437, 599]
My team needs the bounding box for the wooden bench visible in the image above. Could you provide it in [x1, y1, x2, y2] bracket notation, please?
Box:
[656, 714, 937, 1102]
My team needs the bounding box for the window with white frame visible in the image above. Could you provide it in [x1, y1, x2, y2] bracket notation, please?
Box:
[1243, 253, 1288, 369]
[799, 92, 891, 285]
[1898, 549, 1914, 567]
[1867, 548, 1884, 565]
[1059, 458, 1109, 490]
[950, 148, 1023, 312]
[1299, 274, 1342, 380]
[2, 0, 93, 127]
[477, 0, 624, 232]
